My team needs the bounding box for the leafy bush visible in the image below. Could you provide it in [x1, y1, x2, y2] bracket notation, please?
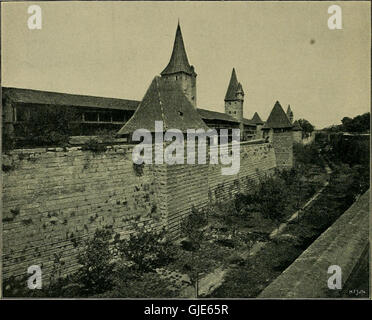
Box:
[293, 142, 323, 167]
[118, 227, 176, 273]
[234, 193, 258, 214]
[81, 138, 107, 153]
[180, 206, 209, 244]
[133, 163, 144, 176]
[327, 135, 369, 167]
[15, 105, 79, 147]
[76, 226, 116, 296]
[255, 175, 288, 222]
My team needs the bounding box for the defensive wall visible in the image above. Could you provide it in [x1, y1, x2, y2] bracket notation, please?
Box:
[2, 140, 276, 281]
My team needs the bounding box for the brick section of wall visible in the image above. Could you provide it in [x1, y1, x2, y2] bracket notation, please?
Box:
[165, 142, 277, 234]
[272, 131, 293, 168]
[2, 141, 276, 282]
[2, 145, 166, 281]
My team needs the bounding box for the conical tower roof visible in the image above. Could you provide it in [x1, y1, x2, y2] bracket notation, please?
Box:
[161, 23, 194, 76]
[263, 101, 293, 129]
[286, 104, 293, 122]
[286, 104, 292, 115]
[252, 112, 264, 125]
[224, 68, 244, 101]
[117, 77, 208, 135]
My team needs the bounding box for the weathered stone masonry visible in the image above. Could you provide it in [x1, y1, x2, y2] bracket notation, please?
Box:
[2, 141, 276, 281]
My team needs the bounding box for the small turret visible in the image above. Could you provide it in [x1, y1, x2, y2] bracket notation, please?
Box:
[286, 105, 293, 123]
[224, 68, 245, 139]
[224, 68, 244, 122]
[262, 101, 294, 168]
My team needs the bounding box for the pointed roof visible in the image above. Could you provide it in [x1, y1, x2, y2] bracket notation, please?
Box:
[224, 68, 244, 101]
[117, 77, 208, 135]
[292, 120, 303, 131]
[252, 112, 264, 125]
[161, 23, 194, 76]
[286, 104, 293, 122]
[263, 101, 293, 129]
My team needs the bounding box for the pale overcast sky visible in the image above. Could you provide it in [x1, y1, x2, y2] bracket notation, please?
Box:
[1, 1, 370, 128]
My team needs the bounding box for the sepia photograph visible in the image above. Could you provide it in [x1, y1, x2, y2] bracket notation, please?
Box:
[0, 0, 370, 303]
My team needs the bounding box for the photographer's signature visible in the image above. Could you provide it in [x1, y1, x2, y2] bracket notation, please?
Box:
[348, 289, 366, 297]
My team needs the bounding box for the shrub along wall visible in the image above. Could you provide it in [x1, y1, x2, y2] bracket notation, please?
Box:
[2, 141, 276, 282]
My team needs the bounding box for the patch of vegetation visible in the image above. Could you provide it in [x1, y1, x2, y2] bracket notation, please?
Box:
[209, 138, 369, 298]
[133, 162, 144, 176]
[3, 224, 179, 298]
[14, 105, 79, 148]
[2, 131, 16, 153]
[293, 142, 324, 167]
[81, 138, 107, 153]
[323, 112, 370, 133]
[118, 226, 177, 273]
[297, 118, 314, 138]
[76, 226, 116, 296]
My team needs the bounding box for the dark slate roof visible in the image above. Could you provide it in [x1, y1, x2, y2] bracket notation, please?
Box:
[252, 112, 264, 125]
[237, 82, 244, 95]
[197, 108, 239, 123]
[292, 120, 303, 131]
[224, 68, 244, 101]
[2, 87, 140, 111]
[160, 23, 195, 76]
[262, 101, 293, 129]
[286, 105, 293, 116]
[117, 77, 209, 135]
[242, 118, 256, 126]
[197, 108, 255, 127]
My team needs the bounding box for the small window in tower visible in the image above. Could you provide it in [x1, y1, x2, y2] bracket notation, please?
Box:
[178, 111, 183, 117]
[175, 76, 178, 80]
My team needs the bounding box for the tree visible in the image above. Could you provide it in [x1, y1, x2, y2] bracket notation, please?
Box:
[298, 119, 314, 138]
[325, 112, 370, 133]
[342, 113, 370, 133]
[341, 117, 355, 132]
[180, 207, 209, 297]
[15, 105, 80, 147]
